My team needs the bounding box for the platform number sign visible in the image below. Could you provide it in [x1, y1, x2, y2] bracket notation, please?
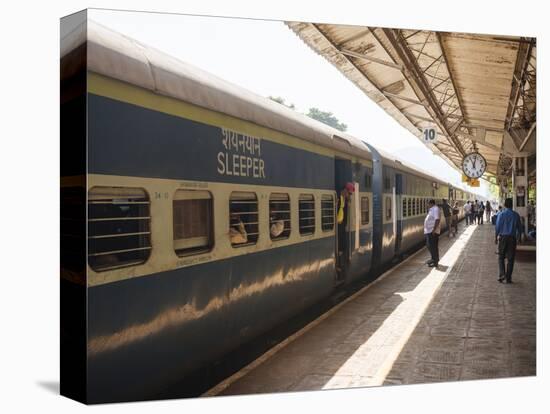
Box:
[423, 126, 437, 143]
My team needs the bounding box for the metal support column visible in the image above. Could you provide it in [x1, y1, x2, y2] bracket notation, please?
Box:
[512, 156, 529, 237]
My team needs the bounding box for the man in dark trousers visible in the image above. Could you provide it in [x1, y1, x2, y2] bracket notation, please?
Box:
[424, 199, 441, 267]
[495, 198, 523, 284]
[441, 199, 452, 237]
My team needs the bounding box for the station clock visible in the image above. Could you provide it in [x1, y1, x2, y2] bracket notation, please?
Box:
[462, 152, 487, 179]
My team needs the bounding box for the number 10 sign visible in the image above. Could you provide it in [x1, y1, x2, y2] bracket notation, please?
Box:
[422, 126, 438, 143]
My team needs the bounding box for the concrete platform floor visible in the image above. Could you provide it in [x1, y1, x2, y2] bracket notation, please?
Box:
[208, 221, 536, 396]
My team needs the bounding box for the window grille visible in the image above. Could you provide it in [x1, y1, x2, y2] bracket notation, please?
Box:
[299, 194, 316, 235]
[229, 192, 259, 247]
[88, 187, 151, 272]
[269, 193, 291, 240]
[361, 196, 369, 225]
[321, 194, 335, 231]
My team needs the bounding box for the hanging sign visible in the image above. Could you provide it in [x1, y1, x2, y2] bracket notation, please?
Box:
[422, 126, 438, 144]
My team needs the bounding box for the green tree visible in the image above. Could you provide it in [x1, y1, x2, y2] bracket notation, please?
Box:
[306, 107, 347, 132]
[488, 182, 500, 200]
[268, 96, 295, 110]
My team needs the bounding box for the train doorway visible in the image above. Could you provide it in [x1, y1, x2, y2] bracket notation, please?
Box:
[334, 158, 352, 284]
[395, 173, 403, 255]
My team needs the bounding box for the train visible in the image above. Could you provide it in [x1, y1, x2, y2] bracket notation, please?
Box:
[60, 21, 480, 403]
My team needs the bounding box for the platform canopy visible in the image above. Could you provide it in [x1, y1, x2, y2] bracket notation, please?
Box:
[286, 23, 536, 183]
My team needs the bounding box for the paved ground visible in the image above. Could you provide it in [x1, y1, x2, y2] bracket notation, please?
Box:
[213, 221, 536, 396]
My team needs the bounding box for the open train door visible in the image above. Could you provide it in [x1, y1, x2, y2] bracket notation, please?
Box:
[395, 173, 403, 255]
[334, 158, 352, 284]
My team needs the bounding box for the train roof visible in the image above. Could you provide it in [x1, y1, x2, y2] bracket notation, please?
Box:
[62, 20, 374, 161]
[61, 20, 481, 197]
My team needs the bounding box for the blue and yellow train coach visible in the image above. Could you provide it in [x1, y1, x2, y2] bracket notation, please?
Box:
[61, 22, 476, 403]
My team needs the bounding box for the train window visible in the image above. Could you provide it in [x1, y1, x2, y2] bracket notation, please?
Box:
[299, 194, 316, 235]
[360, 196, 369, 225]
[365, 173, 372, 190]
[416, 198, 420, 215]
[407, 198, 412, 217]
[88, 187, 151, 272]
[402, 198, 407, 218]
[321, 194, 335, 231]
[412, 198, 417, 216]
[385, 196, 392, 220]
[173, 190, 213, 256]
[230, 192, 259, 247]
[384, 176, 391, 191]
[269, 193, 291, 240]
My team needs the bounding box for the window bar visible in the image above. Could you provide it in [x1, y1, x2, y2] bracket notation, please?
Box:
[88, 216, 151, 222]
[88, 231, 151, 239]
[88, 246, 152, 257]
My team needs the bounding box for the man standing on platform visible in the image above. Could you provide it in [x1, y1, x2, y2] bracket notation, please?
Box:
[495, 198, 523, 284]
[464, 201, 472, 225]
[441, 199, 452, 237]
[424, 199, 441, 268]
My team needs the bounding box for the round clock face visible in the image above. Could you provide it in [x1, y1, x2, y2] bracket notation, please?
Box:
[462, 152, 487, 178]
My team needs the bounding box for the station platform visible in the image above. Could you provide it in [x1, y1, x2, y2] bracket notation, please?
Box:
[206, 221, 536, 396]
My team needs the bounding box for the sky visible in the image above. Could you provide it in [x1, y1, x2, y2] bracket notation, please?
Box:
[89, 9, 489, 198]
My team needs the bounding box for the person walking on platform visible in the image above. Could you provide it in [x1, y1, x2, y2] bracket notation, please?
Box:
[424, 199, 441, 268]
[495, 198, 523, 284]
[478, 201, 485, 224]
[485, 200, 492, 223]
[450, 201, 459, 237]
[441, 199, 452, 237]
[464, 201, 472, 225]
[472, 200, 479, 225]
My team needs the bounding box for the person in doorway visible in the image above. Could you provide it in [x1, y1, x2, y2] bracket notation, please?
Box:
[485, 200, 492, 223]
[441, 199, 452, 237]
[424, 199, 441, 268]
[337, 182, 355, 225]
[495, 198, 523, 284]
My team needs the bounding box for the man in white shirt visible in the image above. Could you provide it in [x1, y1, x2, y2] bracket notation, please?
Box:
[424, 199, 441, 267]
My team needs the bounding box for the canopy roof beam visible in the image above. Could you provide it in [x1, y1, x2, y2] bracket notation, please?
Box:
[377, 28, 467, 158]
[340, 48, 404, 71]
[505, 38, 534, 132]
